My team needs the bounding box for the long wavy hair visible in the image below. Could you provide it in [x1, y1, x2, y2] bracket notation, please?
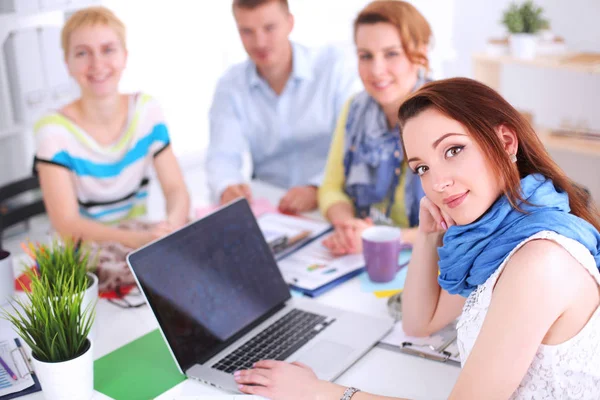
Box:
[398, 77, 600, 231]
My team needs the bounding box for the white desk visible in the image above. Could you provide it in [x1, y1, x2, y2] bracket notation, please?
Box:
[1, 174, 460, 400]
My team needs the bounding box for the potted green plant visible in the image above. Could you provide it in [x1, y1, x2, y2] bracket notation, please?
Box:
[502, 0, 548, 59]
[25, 239, 99, 340]
[1, 261, 96, 399]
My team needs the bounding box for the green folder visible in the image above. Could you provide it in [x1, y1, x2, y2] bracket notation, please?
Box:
[94, 329, 186, 400]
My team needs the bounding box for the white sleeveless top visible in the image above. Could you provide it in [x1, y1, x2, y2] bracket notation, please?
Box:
[456, 231, 600, 399]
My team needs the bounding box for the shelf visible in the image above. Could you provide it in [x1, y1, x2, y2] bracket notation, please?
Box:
[536, 126, 600, 157]
[473, 52, 600, 75]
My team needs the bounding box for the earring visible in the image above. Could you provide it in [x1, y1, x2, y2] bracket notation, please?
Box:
[510, 154, 517, 163]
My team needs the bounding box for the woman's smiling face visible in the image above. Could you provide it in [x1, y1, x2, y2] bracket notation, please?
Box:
[403, 107, 505, 225]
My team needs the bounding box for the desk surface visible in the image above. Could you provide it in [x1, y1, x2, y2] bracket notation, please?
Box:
[1, 173, 460, 400]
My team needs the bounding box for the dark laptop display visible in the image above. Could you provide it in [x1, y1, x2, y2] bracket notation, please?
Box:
[128, 200, 292, 372]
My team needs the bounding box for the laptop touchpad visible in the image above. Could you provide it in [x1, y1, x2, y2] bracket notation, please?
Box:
[296, 340, 354, 377]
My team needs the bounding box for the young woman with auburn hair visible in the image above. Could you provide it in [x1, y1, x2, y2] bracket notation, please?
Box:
[234, 78, 600, 399]
[318, 0, 432, 256]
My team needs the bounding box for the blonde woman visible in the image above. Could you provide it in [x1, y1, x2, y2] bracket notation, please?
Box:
[34, 7, 190, 290]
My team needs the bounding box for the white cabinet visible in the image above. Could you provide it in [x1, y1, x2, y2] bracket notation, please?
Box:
[0, 0, 39, 14]
[39, 26, 77, 105]
[39, 0, 70, 11]
[4, 28, 48, 124]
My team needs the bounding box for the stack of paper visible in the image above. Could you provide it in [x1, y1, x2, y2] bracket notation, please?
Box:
[257, 213, 331, 260]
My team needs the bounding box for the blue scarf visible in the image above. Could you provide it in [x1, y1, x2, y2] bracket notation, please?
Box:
[438, 174, 600, 297]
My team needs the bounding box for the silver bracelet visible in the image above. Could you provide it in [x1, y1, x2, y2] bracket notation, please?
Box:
[341, 387, 360, 400]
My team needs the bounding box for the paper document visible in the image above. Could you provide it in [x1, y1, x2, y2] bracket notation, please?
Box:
[278, 232, 364, 291]
[380, 320, 460, 363]
[257, 213, 331, 259]
[0, 340, 34, 396]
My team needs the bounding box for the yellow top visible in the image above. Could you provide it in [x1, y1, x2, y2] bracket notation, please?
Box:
[318, 99, 409, 227]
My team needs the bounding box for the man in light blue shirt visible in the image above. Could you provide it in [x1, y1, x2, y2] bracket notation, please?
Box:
[206, 0, 358, 213]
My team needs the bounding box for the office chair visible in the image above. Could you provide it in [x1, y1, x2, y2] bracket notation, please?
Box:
[0, 175, 46, 249]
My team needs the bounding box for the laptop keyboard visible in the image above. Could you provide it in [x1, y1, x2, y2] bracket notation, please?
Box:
[212, 309, 334, 374]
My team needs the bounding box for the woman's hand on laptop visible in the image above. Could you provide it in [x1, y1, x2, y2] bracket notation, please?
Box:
[235, 360, 330, 400]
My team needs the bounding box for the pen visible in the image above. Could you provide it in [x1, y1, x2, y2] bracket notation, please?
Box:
[0, 355, 17, 381]
[20, 242, 36, 261]
[269, 235, 289, 253]
[287, 230, 311, 246]
[14, 338, 33, 378]
[273, 230, 311, 253]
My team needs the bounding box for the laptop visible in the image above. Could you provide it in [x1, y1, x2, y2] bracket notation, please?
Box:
[127, 198, 393, 393]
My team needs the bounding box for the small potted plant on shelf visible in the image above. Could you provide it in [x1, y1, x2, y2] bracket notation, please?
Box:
[1, 251, 96, 399]
[502, 0, 548, 59]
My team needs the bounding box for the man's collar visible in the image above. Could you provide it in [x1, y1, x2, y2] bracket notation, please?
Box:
[248, 42, 312, 88]
[290, 42, 312, 81]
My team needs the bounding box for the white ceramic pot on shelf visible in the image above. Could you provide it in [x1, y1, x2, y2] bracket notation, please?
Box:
[32, 339, 94, 400]
[510, 33, 537, 59]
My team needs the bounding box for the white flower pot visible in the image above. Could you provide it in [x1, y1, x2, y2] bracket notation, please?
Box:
[539, 29, 554, 41]
[83, 272, 98, 342]
[510, 33, 537, 59]
[33, 339, 94, 400]
[0, 250, 15, 305]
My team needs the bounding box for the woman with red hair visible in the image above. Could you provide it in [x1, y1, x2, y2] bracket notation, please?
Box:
[235, 77, 600, 399]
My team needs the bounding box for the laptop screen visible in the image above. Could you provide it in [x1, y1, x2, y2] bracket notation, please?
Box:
[128, 199, 292, 372]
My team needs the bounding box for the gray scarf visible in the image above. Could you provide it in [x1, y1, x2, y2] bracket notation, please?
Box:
[343, 76, 429, 226]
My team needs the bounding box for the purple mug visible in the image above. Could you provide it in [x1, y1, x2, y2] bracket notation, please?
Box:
[362, 226, 411, 283]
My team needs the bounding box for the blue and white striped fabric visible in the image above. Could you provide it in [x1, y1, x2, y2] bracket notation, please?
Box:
[34, 93, 170, 224]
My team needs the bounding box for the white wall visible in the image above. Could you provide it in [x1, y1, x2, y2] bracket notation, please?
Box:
[445, 0, 600, 131]
[101, 0, 236, 164]
[444, 0, 600, 202]
[103, 0, 456, 165]
[2, 0, 598, 185]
